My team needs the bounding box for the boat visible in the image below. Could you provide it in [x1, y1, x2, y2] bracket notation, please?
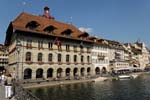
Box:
[130, 74, 138, 79]
[118, 75, 131, 80]
[93, 77, 108, 82]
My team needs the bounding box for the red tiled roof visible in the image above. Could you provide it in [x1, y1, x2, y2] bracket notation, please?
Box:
[12, 12, 84, 38]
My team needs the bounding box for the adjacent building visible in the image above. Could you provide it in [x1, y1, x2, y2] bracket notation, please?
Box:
[0, 44, 8, 72]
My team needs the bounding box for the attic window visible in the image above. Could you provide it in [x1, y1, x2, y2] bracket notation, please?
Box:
[78, 32, 89, 40]
[43, 25, 56, 34]
[61, 29, 73, 37]
[25, 21, 40, 30]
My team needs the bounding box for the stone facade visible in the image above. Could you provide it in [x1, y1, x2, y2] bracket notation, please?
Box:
[5, 12, 94, 80]
[0, 44, 8, 72]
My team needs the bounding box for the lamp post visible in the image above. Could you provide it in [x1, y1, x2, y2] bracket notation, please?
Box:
[16, 40, 22, 80]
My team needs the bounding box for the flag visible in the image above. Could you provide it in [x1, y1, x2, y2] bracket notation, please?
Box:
[54, 38, 61, 47]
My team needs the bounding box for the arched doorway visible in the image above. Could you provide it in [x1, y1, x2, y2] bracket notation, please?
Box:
[102, 67, 107, 74]
[95, 67, 100, 75]
[73, 68, 78, 76]
[87, 67, 91, 75]
[57, 68, 63, 78]
[81, 68, 85, 76]
[24, 68, 32, 79]
[47, 68, 53, 78]
[66, 68, 71, 77]
[36, 68, 43, 78]
[133, 65, 138, 67]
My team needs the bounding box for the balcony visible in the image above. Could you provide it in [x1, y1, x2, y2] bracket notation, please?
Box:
[74, 49, 78, 52]
[48, 48, 53, 50]
[66, 49, 70, 52]
[38, 61, 44, 65]
[26, 45, 32, 49]
[25, 61, 33, 64]
[58, 62, 62, 65]
[66, 62, 71, 65]
[98, 55, 105, 60]
[80, 50, 84, 53]
[48, 61, 53, 65]
[87, 50, 91, 53]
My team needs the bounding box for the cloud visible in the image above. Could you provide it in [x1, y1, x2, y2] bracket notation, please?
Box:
[79, 27, 93, 33]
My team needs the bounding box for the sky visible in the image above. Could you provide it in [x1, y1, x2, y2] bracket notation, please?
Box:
[0, 0, 150, 46]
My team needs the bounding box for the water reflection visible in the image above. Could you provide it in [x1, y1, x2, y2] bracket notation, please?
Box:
[29, 74, 150, 100]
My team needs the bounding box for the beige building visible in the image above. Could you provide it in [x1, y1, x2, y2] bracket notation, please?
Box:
[124, 42, 150, 70]
[5, 7, 94, 80]
[0, 44, 8, 72]
[89, 37, 109, 75]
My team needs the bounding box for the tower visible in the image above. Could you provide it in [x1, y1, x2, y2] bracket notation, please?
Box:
[42, 6, 55, 19]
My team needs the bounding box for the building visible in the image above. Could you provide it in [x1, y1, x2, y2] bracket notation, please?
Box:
[89, 37, 109, 75]
[0, 44, 8, 72]
[5, 7, 94, 80]
[124, 42, 150, 70]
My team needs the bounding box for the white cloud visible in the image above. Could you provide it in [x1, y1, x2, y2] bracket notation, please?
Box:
[79, 27, 93, 33]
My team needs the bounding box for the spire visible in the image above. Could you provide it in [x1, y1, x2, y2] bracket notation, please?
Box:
[42, 6, 55, 19]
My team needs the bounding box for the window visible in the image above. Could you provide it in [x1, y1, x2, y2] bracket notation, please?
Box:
[66, 44, 70, 51]
[26, 21, 40, 30]
[38, 41, 43, 49]
[48, 53, 53, 62]
[26, 52, 31, 61]
[61, 29, 72, 37]
[81, 55, 84, 63]
[73, 46, 77, 52]
[26, 39, 32, 48]
[38, 53, 42, 62]
[66, 54, 70, 62]
[74, 55, 77, 62]
[43, 25, 56, 33]
[87, 56, 90, 63]
[48, 42, 53, 49]
[58, 53, 61, 62]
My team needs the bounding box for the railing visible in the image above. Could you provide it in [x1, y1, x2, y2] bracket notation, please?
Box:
[13, 82, 40, 100]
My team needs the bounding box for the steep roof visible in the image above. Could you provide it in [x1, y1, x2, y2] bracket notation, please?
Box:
[5, 12, 90, 45]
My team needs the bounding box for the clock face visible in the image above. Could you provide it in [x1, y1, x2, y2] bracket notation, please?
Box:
[45, 10, 49, 14]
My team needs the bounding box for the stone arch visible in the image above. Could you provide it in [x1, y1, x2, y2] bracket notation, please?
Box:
[133, 64, 138, 67]
[81, 68, 85, 76]
[73, 68, 78, 76]
[102, 67, 107, 74]
[36, 68, 43, 78]
[57, 68, 63, 78]
[47, 68, 53, 78]
[95, 67, 100, 75]
[87, 67, 91, 75]
[24, 68, 32, 79]
[65, 68, 71, 77]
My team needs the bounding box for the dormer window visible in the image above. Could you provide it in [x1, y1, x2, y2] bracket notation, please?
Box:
[43, 25, 56, 34]
[26, 21, 40, 30]
[61, 29, 73, 37]
[78, 32, 89, 40]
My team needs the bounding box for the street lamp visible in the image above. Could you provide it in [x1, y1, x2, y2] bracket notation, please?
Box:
[16, 40, 22, 80]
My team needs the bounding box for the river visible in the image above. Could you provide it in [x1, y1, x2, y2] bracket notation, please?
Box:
[29, 73, 150, 100]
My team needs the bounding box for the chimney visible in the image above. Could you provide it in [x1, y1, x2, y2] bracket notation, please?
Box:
[42, 6, 55, 19]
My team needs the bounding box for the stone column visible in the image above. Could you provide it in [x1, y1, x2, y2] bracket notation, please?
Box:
[53, 71, 57, 79]
[43, 72, 47, 79]
[32, 72, 36, 80]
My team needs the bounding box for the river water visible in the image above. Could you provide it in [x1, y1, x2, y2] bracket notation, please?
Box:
[29, 73, 150, 100]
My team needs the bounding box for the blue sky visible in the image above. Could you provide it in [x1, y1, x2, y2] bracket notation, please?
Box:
[0, 0, 150, 46]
